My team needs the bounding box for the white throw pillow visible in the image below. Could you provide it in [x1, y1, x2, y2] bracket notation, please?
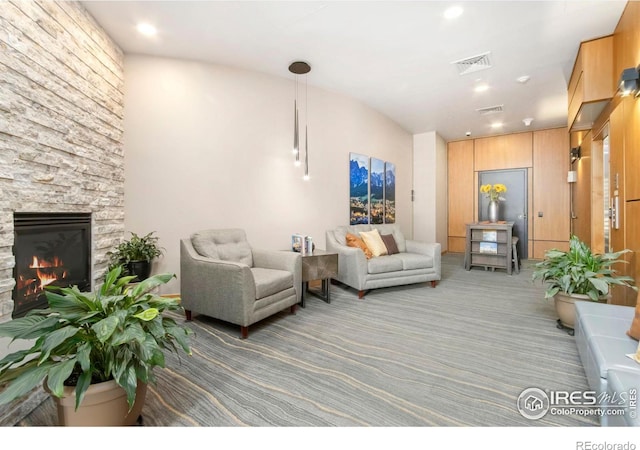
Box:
[359, 229, 388, 257]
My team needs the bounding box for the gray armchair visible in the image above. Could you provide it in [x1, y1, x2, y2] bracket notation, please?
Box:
[180, 229, 301, 338]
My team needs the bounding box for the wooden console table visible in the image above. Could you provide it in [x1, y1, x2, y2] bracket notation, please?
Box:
[464, 222, 514, 275]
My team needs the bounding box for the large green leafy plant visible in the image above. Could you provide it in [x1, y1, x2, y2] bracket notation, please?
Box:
[0, 266, 192, 410]
[532, 235, 636, 301]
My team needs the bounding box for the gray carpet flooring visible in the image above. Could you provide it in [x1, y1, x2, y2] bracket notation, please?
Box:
[17, 253, 597, 426]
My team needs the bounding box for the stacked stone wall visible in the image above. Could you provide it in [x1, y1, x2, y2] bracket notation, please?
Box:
[0, 1, 124, 320]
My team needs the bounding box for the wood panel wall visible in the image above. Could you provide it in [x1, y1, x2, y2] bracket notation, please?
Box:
[447, 140, 474, 253]
[473, 132, 533, 171]
[447, 128, 570, 259]
[571, 131, 592, 247]
[580, 1, 640, 306]
[532, 128, 571, 258]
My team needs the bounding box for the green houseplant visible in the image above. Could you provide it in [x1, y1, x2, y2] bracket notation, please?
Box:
[107, 231, 164, 281]
[0, 265, 192, 426]
[532, 234, 636, 332]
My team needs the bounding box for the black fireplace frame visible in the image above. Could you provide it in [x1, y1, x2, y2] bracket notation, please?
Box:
[12, 212, 92, 318]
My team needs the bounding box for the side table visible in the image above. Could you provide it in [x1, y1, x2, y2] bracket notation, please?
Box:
[300, 249, 338, 307]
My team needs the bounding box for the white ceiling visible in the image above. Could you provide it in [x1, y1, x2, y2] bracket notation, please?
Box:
[81, 0, 628, 141]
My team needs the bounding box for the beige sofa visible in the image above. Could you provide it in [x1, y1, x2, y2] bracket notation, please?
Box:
[326, 224, 441, 298]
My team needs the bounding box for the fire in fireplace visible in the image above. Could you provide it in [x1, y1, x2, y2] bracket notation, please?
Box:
[12, 213, 91, 318]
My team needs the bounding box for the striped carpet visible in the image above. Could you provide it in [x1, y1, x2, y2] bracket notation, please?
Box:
[18, 253, 597, 426]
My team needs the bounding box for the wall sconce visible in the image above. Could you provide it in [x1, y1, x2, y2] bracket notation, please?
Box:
[570, 146, 581, 164]
[618, 65, 640, 97]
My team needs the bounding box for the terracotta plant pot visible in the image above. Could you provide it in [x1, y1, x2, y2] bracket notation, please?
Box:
[554, 291, 607, 330]
[46, 379, 147, 426]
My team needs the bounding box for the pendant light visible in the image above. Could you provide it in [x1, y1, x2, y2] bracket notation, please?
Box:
[288, 61, 311, 179]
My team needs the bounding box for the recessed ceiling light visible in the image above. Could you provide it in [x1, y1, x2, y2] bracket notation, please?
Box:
[474, 83, 489, 93]
[491, 122, 503, 129]
[444, 6, 464, 19]
[517, 75, 531, 84]
[136, 23, 157, 37]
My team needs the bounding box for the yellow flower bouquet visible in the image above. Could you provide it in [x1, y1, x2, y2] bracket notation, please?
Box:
[480, 183, 507, 202]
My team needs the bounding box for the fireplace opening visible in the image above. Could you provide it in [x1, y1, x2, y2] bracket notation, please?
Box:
[12, 212, 91, 318]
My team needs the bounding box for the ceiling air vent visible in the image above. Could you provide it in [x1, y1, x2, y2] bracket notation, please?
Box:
[476, 105, 504, 115]
[451, 52, 492, 75]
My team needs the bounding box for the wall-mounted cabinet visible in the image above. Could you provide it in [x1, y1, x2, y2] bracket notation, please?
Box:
[567, 36, 614, 132]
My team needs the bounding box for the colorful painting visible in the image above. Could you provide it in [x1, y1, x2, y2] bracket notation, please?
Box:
[349, 153, 369, 225]
[384, 161, 396, 223]
[370, 158, 385, 224]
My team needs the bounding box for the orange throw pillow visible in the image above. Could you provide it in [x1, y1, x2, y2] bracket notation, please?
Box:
[627, 290, 640, 341]
[346, 233, 373, 259]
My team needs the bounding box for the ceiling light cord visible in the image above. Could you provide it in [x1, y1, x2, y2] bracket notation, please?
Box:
[304, 75, 309, 181]
[293, 74, 300, 166]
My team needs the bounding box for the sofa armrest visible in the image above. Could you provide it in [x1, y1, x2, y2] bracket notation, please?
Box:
[406, 240, 442, 280]
[326, 230, 368, 290]
[253, 249, 302, 302]
[180, 239, 256, 324]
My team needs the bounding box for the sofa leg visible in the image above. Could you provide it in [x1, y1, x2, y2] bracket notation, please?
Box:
[290, 304, 298, 314]
[185, 309, 192, 321]
[240, 326, 248, 339]
[430, 280, 437, 288]
[358, 290, 365, 299]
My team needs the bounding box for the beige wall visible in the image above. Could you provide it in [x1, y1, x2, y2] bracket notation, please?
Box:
[123, 55, 413, 294]
[413, 132, 448, 250]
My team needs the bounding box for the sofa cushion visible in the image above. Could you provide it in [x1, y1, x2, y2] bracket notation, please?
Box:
[627, 291, 640, 340]
[346, 233, 373, 259]
[373, 224, 406, 253]
[359, 229, 388, 257]
[394, 253, 433, 270]
[191, 229, 253, 266]
[380, 234, 399, 255]
[367, 255, 403, 274]
[251, 267, 293, 300]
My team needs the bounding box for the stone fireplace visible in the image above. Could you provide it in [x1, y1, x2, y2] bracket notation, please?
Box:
[0, 0, 125, 425]
[0, 1, 125, 327]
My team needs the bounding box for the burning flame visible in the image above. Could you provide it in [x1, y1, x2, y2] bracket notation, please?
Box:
[18, 255, 68, 294]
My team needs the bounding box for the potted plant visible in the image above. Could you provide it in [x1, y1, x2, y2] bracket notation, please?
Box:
[0, 265, 192, 426]
[532, 235, 637, 334]
[107, 231, 164, 281]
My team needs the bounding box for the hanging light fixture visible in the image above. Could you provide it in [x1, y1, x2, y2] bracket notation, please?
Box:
[288, 61, 311, 177]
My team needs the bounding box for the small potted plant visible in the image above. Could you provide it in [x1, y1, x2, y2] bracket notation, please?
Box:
[107, 231, 164, 281]
[0, 265, 192, 426]
[532, 235, 637, 334]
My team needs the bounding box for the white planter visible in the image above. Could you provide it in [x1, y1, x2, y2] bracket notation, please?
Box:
[554, 291, 607, 330]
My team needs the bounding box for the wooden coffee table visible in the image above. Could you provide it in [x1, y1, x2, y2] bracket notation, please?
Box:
[300, 249, 338, 307]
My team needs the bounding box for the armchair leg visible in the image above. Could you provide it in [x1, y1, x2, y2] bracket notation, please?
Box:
[185, 310, 192, 321]
[431, 280, 437, 288]
[240, 326, 248, 339]
[358, 290, 365, 299]
[290, 304, 298, 314]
